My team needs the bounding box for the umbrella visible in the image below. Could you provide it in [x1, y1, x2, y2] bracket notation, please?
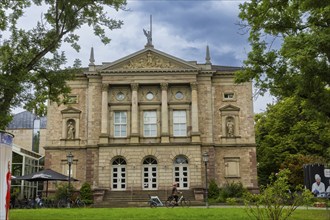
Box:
[15, 169, 78, 196]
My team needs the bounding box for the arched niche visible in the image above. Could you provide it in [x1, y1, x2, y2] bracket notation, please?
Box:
[61, 107, 81, 140]
[219, 104, 240, 138]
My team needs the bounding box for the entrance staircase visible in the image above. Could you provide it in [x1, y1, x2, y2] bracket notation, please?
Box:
[93, 189, 202, 208]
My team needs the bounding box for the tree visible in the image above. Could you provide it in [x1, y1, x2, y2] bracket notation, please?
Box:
[280, 154, 327, 187]
[237, 1, 330, 118]
[255, 96, 329, 186]
[0, 0, 126, 129]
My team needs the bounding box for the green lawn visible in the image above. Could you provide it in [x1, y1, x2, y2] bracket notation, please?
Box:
[9, 207, 329, 220]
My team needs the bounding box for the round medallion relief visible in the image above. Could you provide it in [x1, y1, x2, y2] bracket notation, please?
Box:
[175, 91, 184, 100]
[116, 92, 125, 101]
[146, 92, 154, 100]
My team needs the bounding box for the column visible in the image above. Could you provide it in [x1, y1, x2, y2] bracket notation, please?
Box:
[191, 82, 201, 142]
[161, 83, 169, 143]
[99, 83, 109, 143]
[130, 83, 139, 143]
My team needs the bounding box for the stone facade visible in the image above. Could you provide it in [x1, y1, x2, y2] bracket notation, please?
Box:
[44, 45, 258, 198]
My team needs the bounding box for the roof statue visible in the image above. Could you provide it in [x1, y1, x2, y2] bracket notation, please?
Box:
[89, 47, 95, 65]
[143, 15, 153, 47]
[205, 45, 211, 64]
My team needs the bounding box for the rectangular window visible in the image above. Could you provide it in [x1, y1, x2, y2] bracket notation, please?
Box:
[144, 111, 157, 137]
[224, 93, 234, 99]
[114, 112, 127, 137]
[173, 110, 187, 136]
[66, 95, 78, 104]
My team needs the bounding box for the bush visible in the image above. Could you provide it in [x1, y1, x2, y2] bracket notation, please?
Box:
[217, 181, 246, 203]
[208, 179, 220, 199]
[55, 183, 75, 200]
[80, 182, 93, 204]
[244, 169, 314, 220]
[226, 198, 237, 205]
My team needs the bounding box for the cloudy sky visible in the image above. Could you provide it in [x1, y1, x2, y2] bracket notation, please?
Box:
[15, 0, 273, 113]
[71, 0, 248, 66]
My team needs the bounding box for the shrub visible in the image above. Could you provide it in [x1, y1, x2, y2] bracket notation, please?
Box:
[244, 169, 314, 220]
[80, 182, 93, 204]
[226, 197, 237, 205]
[208, 179, 220, 199]
[217, 181, 246, 203]
[55, 183, 75, 200]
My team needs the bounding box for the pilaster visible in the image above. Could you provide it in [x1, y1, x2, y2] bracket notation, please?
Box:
[130, 83, 139, 143]
[191, 82, 200, 142]
[161, 83, 170, 143]
[100, 83, 109, 144]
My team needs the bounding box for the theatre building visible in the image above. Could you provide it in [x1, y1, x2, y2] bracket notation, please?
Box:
[44, 38, 258, 204]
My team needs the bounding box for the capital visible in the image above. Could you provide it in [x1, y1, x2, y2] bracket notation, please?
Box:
[190, 82, 198, 90]
[102, 84, 108, 92]
[131, 83, 139, 91]
[160, 83, 168, 90]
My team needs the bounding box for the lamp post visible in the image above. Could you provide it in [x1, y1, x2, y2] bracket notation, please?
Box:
[202, 151, 209, 208]
[67, 152, 74, 208]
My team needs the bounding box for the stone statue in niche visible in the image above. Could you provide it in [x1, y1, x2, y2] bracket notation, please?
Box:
[226, 118, 235, 137]
[67, 121, 75, 139]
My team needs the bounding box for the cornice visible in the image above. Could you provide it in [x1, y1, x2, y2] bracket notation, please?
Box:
[100, 69, 199, 74]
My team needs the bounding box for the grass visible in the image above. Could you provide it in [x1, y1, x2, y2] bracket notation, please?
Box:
[9, 207, 329, 220]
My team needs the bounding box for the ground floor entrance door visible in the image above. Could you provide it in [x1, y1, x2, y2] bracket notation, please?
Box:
[174, 156, 189, 189]
[143, 157, 158, 190]
[112, 157, 126, 190]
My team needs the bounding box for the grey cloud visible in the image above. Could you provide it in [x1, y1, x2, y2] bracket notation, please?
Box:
[123, 1, 249, 66]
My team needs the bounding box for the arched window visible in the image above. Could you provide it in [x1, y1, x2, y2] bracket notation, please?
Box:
[143, 157, 157, 165]
[175, 156, 188, 164]
[112, 157, 127, 165]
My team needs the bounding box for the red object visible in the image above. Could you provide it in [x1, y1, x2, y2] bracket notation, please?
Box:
[6, 167, 11, 220]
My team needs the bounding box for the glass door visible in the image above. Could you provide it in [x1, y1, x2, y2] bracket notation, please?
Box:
[174, 156, 189, 189]
[142, 157, 158, 190]
[112, 157, 126, 190]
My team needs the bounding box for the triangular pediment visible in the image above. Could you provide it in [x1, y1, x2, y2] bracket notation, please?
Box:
[219, 104, 240, 111]
[100, 48, 197, 72]
[61, 107, 81, 114]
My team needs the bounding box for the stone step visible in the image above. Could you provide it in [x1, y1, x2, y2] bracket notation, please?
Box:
[94, 189, 199, 208]
[93, 200, 205, 208]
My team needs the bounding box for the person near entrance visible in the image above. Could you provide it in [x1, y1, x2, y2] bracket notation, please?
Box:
[172, 182, 179, 205]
